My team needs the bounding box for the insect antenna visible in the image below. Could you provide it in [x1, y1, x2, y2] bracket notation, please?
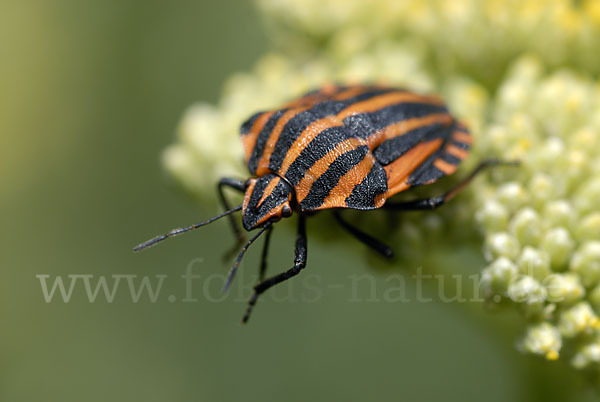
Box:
[133, 205, 243, 252]
[223, 221, 273, 293]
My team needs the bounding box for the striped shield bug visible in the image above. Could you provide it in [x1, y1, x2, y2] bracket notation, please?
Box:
[135, 84, 516, 322]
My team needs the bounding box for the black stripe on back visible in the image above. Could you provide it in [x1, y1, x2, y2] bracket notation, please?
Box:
[407, 136, 460, 186]
[406, 150, 445, 186]
[345, 164, 388, 210]
[285, 126, 348, 186]
[299, 146, 369, 210]
[409, 161, 446, 186]
[243, 177, 292, 229]
[450, 140, 471, 150]
[247, 177, 269, 209]
[247, 110, 287, 174]
[440, 153, 461, 165]
[267, 88, 397, 172]
[240, 111, 265, 135]
[296, 85, 351, 100]
[372, 122, 450, 165]
[342, 103, 448, 140]
[298, 88, 325, 98]
[256, 180, 289, 213]
[284, 102, 447, 185]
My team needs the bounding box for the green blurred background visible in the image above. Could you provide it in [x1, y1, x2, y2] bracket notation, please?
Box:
[0, 1, 596, 401]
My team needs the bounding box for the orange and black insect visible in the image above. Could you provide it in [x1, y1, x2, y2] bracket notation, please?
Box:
[135, 84, 512, 322]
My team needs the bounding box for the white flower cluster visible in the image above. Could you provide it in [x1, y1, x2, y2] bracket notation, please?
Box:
[258, 0, 600, 84]
[475, 57, 600, 367]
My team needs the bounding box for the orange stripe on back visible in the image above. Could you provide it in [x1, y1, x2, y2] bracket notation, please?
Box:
[295, 138, 365, 203]
[242, 179, 257, 212]
[331, 86, 369, 100]
[319, 153, 378, 210]
[434, 158, 458, 175]
[446, 144, 469, 160]
[330, 85, 386, 101]
[241, 111, 275, 163]
[256, 176, 281, 207]
[280, 116, 344, 174]
[384, 138, 444, 198]
[455, 121, 469, 131]
[283, 84, 339, 108]
[337, 91, 443, 120]
[452, 130, 472, 145]
[283, 85, 383, 109]
[255, 106, 311, 175]
[365, 113, 453, 149]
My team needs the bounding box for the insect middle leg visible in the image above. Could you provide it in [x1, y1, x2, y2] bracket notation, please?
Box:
[218, 177, 247, 258]
[333, 211, 394, 259]
[383, 158, 517, 211]
[242, 215, 307, 323]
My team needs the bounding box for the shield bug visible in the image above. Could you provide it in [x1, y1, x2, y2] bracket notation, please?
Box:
[135, 84, 515, 322]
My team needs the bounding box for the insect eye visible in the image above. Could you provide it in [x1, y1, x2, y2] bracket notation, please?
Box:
[281, 204, 292, 217]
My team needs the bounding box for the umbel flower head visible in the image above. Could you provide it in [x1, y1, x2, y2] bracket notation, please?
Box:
[163, 0, 600, 373]
[476, 57, 600, 367]
[258, 0, 600, 86]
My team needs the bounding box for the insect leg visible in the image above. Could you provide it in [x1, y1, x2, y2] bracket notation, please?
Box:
[333, 211, 394, 259]
[259, 225, 274, 281]
[242, 215, 307, 323]
[218, 177, 247, 258]
[384, 158, 518, 211]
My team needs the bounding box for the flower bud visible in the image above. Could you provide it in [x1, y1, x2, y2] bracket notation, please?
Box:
[485, 232, 521, 261]
[558, 302, 600, 338]
[570, 242, 600, 288]
[540, 227, 575, 271]
[519, 323, 561, 361]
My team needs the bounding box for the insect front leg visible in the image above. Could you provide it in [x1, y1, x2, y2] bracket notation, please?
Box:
[259, 225, 274, 281]
[383, 158, 518, 211]
[242, 215, 307, 323]
[217, 177, 247, 259]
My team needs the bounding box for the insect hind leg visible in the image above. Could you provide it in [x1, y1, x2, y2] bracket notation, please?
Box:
[383, 158, 519, 211]
[333, 211, 394, 259]
[242, 215, 307, 323]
